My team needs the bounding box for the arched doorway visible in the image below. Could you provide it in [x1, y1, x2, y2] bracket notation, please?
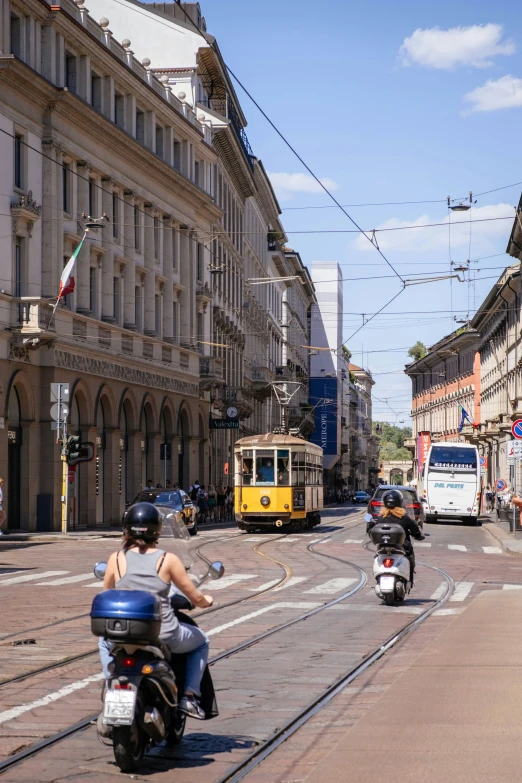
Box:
[7, 387, 22, 531]
[96, 397, 112, 525]
[141, 401, 154, 488]
[177, 406, 190, 491]
[390, 468, 404, 485]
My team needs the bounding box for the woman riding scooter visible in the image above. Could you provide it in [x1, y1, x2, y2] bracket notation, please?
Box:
[99, 502, 214, 719]
[367, 489, 424, 584]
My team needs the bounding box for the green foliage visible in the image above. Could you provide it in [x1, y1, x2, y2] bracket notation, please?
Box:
[408, 341, 427, 361]
[341, 345, 352, 360]
[374, 421, 413, 463]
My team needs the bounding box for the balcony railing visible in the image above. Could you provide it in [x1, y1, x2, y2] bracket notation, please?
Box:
[12, 298, 55, 332]
[199, 96, 254, 169]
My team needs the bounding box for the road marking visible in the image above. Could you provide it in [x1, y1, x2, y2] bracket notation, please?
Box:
[244, 537, 265, 542]
[281, 538, 300, 542]
[430, 583, 448, 601]
[206, 574, 258, 591]
[344, 539, 364, 544]
[0, 672, 104, 725]
[305, 578, 358, 595]
[0, 571, 69, 586]
[448, 545, 467, 552]
[449, 581, 473, 601]
[503, 584, 522, 590]
[206, 601, 321, 637]
[433, 607, 466, 616]
[273, 576, 308, 592]
[36, 573, 94, 585]
[483, 546, 502, 554]
[84, 582, 104, 587]
[415, 542, 432, 547]
[247, 579, 280, 591]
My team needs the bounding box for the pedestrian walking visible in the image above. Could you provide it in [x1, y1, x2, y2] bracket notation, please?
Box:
[217, 484, 227, 522]
[207, 486, 217, 522]
[197, 486, 208, 523]
[225, 486, 234, 521]
[0, 477, 5, 535]
[189, 481, 200, 502]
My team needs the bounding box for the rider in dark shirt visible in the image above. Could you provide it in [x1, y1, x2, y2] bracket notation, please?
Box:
[368, 489, 424, 583]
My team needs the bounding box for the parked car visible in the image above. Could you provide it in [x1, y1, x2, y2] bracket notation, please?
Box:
[367, 485, 424, 529]
[122, 489, 198, 536]
[353, 491, 372, 504]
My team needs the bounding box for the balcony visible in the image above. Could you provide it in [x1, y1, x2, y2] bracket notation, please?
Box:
[198, 96, 254, 171]
[200, 356, 225, 392]
[246, 363, 273, 400]
[11, 297, 55, 335]
[341, 416, 347, 428]
[196, 282, 212, 311]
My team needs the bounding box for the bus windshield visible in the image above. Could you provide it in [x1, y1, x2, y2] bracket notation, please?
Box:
[429, 445, 477, 471]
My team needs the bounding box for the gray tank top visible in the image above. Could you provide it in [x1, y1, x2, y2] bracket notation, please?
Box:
[116, 549, 178, 638]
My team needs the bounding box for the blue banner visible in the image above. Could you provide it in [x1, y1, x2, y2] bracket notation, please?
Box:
[309, 378, 338, 460]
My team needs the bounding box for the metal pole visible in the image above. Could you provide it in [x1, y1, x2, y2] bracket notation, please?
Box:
[164, 445, 167, 489]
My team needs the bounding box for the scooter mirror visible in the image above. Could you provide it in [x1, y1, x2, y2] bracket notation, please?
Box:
[208, 561, 225, 579]
[363, 513, 373, 524]
[94, 561, 107, 580]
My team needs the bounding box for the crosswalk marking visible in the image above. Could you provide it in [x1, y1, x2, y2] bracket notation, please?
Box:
[247, 579, 280, 591]
[206, 601, 321, 637]
[433, 607, 466, 616]
[84, 582, 103, 587]
[244, 537, 265, 542]
[0, 571, 69, 586]
[449, 581, 473, 602]
[344, 539, 364, 544]
[273, 576, 308, 592]
[36, 573, 94, 586]
[503, 584, 522, 590]
[415, 542, 432, 547]
[448, 544, 467, 552]
[206, 574, 257, 591]
[430, 583, 448, 601]
[305, 578, 358, 595]
[483, 546, 502, 554]
[281, 538, 300, 542]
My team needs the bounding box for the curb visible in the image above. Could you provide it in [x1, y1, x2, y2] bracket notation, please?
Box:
[484, 520, 522, 556]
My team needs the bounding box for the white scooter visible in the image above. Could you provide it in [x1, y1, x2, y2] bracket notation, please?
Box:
[365, 514, 411, 606]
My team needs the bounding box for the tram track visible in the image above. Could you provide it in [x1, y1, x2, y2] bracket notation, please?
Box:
[0, 514, 358, 688]
[0, 514, 368, 773]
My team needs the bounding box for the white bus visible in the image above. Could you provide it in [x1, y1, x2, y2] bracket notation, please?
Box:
[419, 442, 482, 526]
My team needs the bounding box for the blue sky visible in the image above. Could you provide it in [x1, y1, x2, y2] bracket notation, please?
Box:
[198, 0, 522, 423]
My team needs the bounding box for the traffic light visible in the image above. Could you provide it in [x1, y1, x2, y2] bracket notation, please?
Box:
[66, 437, 94, 465]
[67, 435, 81, 462]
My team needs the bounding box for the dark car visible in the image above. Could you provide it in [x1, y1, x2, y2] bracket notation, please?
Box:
[123, 489, 198, 536]
[367, 485, 425, 529]
[353, 491, 372, 504]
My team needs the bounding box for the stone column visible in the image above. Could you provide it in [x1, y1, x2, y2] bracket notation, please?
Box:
[163, 221, 173, 341]
[123, 191, 136, 329]
[75, 162, 91, 313]
[143, 204, 155, 335]
[41, 140, 64, 297]
[101, 177, 115, 322]
[179, 231, 190, 345]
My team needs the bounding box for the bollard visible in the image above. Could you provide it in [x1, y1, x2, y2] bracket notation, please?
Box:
[516, 508, 522, 532]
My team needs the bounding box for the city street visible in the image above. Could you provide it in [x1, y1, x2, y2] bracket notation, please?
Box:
[0, 506, 519, 782]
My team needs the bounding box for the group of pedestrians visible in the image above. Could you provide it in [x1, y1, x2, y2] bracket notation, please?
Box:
[188, 481, 234, 524]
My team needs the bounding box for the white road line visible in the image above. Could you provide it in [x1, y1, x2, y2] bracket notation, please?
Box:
[0, 571, 69, 586]
[273, 576, 308, 592]
[83, 582, 104, 587]
[247, 579, 280, 591]
[309, 539, 324, 544]
[207, 601, 321, 637]
[448, 545, 467, 552]
[244, 537, 265, 542]
[206, 574, 258, 591]
[483, 546, 502, 554]
[415, 542, 432, 548]
[430, 583, 448, 601]
[36, 573, 94, 586]
[281, 538, 300, 542]
[503, 584, 522, 590]
[0, 672, 104, 725]
[449, 581, 474, 602]
[344, 539, 364, 544]
[305, 578, 358, 595]
[433, 608, 466, 616]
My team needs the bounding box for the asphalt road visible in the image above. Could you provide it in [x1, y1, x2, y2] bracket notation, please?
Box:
[0, 506, 515, 782]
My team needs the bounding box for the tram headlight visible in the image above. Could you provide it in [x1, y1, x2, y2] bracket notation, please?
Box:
[260, 496, 270, 507]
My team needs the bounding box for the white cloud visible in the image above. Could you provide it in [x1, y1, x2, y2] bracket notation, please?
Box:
[353, 203, 513, 254]
[464, 74, 522, 112]
[399, 24, 515, 69]
[268, 172, 338, 201]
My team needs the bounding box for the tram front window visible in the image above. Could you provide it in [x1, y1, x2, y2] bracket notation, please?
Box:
[256, 451, 275, 484]
[241, 457, 253, 485]
[277, 449, 289, 485]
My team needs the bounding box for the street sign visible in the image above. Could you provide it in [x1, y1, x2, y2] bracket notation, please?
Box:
[496, 478, 507, 491]
[512, 420, 522, 439]
[210, 419, 239, 429]
[514, 441, 522, 453]
[50, 402, 69, 421]
[508, 442, 516, 464]
[50, 383, 70, 403]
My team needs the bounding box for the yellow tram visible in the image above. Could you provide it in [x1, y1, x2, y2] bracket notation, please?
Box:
[234, 433, 323, 532]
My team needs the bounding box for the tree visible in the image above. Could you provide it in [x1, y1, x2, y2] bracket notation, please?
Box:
[373, 422, 412, 450]
[408, 341, 427, 361]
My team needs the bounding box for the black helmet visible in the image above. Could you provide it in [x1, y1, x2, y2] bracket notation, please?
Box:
[123, 502, 163, 540]
[382, 489, 403, 509]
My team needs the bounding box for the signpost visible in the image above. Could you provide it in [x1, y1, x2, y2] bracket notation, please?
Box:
[480, 455, 488, 476]
[50, 383, 70, 534]
[512, 420, 522, 439]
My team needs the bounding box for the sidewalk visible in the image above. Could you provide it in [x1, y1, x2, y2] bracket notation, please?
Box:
[483, 509, 522, 555]
[303, 590, 522, 783]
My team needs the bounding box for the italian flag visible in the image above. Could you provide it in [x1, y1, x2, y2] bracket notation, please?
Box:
[51, 231, 87, 318]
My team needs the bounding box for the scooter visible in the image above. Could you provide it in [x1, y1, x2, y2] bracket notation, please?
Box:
[365, 514, 410, 606]
[91, 559, 224, 773]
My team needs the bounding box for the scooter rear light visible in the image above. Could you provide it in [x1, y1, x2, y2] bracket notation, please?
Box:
[383, 558, 394, 568]
[122, 657, 136, 668]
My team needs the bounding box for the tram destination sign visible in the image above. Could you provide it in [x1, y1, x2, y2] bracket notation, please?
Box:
[210, 418, 239, 429]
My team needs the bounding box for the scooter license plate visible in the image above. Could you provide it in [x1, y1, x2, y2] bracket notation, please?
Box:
[103, 689, 136, 725]
[380, 576, 395, 593]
